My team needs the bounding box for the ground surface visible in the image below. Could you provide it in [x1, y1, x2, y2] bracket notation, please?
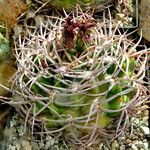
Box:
[0, 106, 149, 150]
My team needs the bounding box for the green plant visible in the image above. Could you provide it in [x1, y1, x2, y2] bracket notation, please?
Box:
[12, 10, 149, 147]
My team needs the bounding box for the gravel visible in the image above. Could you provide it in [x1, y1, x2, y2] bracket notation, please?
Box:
[140, 126, 150, 135]
[0, 106, 149, 150]
[111, 140, 119, 149]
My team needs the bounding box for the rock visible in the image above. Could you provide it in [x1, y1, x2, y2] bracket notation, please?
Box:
[120, 145, 126, 150]
[0, 126, 14, 150]
[102, 146, 109, 150]
[99, 143, 103, 149]
[45, 135, 55, 149]
[130, 134, 138, 140]
[21, 140, 32, 150]
[140, 126, 150, 135]
[15, 143, 21, 150]
[131, 144, 138, 150]
[30, 141, 39, 150]
[131, 117, 140, 124]
[135, 141, 145, 149]
[119, 136, 126, 141]
[143, 142, 149, 150]
[111, 140, 119, 149]
[139, 0, 150, 41]
[39, 142, 45, 149]
[138, 132, 144, 138]
[125, 139, 132, 144]
[8, 145, 16, 150]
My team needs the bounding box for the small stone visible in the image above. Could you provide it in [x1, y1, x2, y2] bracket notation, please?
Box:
[125, 139, 132, 144]
[143, 116, 148, 122]
[99, 143, 103, 150]
[130, 135, 138, 140]
[138, 132, 144, 138]
[26, 11, 35, 19]
[39, 142, 45, 149]
[31, 141, 39, 150]
[16, 143, 21, 150]
[131, 117, 140, 124]
[142, 139, 147, 143]
[45, 135, 55, 149]
[136, 142, 144, 149]
[111, 140, 119, 149]
[133, 140, 140, 145]
[8, 145, 16, 150]
[21, 140, 32, 150]
[103, 147, 109, 150]
[131, 144, 138, 150]
[140, 126, 150, 135]
[128, 17, 132, 22]
[116, 13, 125, 19]
[117, 134, 125, 142]
[120, 145, 126, 150]
[143, 142, 149, 149]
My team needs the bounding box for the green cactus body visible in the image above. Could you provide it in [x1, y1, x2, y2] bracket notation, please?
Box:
[118, 58, 136, 78]
[106, 85, 122, 117]
[78, 112, 112, 134]
[97, 113, 112, 128]
[106, 57, 136, 78]
[105, 57, 137, 117]
[44, 116, 65, 128]
[106, 63, 116, 75]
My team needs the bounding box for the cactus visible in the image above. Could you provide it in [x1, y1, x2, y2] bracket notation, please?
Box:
[12, 10, 149, 146]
